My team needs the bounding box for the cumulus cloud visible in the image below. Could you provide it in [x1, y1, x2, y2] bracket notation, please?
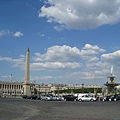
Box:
[54, 25, 66, 31]
[0, 56, 12, 62]
[13, 31, 23, 37]
[0, 30, 10, 37]
[0, 54, 25, 69]
[0, 29, 24, 37]
[31, 62, 81, 70]
[34, 45, 81, 62]
[12, 56, 25, 68]
[82, 44, 106, 57]
[101, 50, 120, 65]
[31, 75, 53, 81]
[33, 44, 104, 62]
[39, 0, 120, 30]
[83, 44, 105, 52]
[31, 44, 106, 72]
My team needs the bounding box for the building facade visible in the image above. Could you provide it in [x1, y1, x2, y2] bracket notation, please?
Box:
[0, 81, 23, 97]
[0, 80, 104, 97]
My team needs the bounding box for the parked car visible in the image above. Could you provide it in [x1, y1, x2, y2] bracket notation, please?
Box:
[31, 95, 38, 100]
[114, 94, 120, 101]
[37, 96, 41, 100]
[56, 96, 64, 101]
[111, 94, 120, 101]
[40, 94, 52, 101]
[106, 95, 114, 101]
[22, 95, 38, 100]
[76, 94, 89, 101]
[47, 94, 58, 101]
[26, 96, 32, 99]
[78, 94, 97, 102]
[22, 95, 28, 99]
[100, 95, 115, 102]
[100, 96, 107, 101]
[63, 95, 77, 101]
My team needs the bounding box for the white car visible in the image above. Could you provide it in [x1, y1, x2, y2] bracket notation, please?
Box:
[56, 96, 64, 101]
[77, 94, 88, 101]
[79, 95, 97, 102]
[40, 94, 52, 101]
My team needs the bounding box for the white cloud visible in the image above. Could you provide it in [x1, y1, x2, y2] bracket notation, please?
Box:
[13, 31, 23, 37]
[39, 0, 120, 30]
[33, 44, 104, 62]
[37, 33, 45, 37]
[76, 44, 102, 58]
[31, 75, 53, 81]
[87, 56, 99, 62]
[34, 45, 81, 62]
[54, 25, 65, 31]
[0, 54, 25, 69]
[0, 30, 24, 37]
[0, 30, 10, 37]
[83, 44, 105, 52]
[101, 50, 120, 65]
[1, 75, 9, 78]
[0, 56, 12, 62]
[31, 44, 107, 76]
[31, 62, 81, 70]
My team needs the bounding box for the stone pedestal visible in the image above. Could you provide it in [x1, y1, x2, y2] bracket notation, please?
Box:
[23, 83, 31, 96]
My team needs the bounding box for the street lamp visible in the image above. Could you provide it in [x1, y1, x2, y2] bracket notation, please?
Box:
[39, 85, 40, 97]
[82, 83, 84, 93]
[57, 84, 59, 95]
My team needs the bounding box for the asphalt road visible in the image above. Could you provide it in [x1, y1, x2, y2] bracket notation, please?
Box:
[0, 98, 120, 120]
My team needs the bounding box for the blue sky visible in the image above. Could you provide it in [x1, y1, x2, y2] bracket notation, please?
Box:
[0, 0, 120, 85]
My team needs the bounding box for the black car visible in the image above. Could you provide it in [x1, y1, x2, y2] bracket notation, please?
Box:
[22, 95, 28, 99]
[100, 96, 106, 101]
[100, 95, 114, 101]
[106, 95, 114, 101]
[113, 94, 120, 101]
[31, 95, 38, 100]
[26, 96, 32, 99]
[63, 95, 77, 101]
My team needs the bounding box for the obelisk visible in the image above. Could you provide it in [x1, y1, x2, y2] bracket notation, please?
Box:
[23, 48, 31, 96]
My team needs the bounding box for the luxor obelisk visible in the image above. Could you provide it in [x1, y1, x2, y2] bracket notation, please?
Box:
[23, 48, 31, 96]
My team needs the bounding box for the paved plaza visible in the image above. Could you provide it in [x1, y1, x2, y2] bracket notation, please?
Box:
[0, 98, 120, 120]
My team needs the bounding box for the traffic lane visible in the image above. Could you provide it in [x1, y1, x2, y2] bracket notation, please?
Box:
[37, 101, 120, 120]
[0, 98, 120, 120]
[0, 98, 40, 120]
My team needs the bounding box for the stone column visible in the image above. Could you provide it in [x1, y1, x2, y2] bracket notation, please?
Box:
[25, 48, 30, 83]
[23, 48, 31, 96]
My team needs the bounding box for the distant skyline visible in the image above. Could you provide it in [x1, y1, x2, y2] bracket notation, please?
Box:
[0, 0, 120, 85]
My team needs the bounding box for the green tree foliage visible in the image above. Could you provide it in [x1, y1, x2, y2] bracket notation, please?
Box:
[54, 88, 102, 94]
